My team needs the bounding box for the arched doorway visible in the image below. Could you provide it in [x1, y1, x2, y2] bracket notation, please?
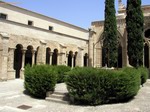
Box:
[84, 53, 88, 67]
[25, 46, 33, 66]
[68, 51, 73, 67]
[46, 47, 51, 64]
[144, 43, 149, 68]
[14, 44, 23, 78]
[52, 49, 58, 65]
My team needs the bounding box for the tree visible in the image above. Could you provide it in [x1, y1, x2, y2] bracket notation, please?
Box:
[103, 0, 118, 67]
[126, 0, 144, 67]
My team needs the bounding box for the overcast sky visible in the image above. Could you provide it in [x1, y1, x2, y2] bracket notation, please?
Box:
[3, 0, 150, 29]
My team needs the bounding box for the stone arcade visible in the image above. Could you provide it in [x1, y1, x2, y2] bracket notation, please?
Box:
[0, 1, 150, 80]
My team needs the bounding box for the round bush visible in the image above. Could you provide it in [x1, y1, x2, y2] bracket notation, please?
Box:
[66, 67, 141, 105]
[24, 65, 57, 98]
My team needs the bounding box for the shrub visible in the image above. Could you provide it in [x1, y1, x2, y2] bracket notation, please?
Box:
[138, 67, 149, 85]
[53, 65, 71, 83]
[66, 67, 141, 105]
[24, 65, 57, 98]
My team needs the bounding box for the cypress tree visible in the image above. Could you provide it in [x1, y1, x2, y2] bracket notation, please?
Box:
[103, 0, 118, 67]
[126, 0, 144, 67]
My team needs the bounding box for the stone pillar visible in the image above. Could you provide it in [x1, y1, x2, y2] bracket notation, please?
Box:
[36, 40, 47, 65]
[122, 28, 129, 67]
[0, 33, 9, 81]
[50, 52, 53, 65]
[20, 49, 26, 79]
[7, 48, 15, 80]
[57, 53, 60, 65]
[66, 54, 68, 66]
[148, 42, 150, 69]
[32, 50, 36, 66]
[88, 28, 96, 67]
[76, 47, 84, 67]
[71, 55, 74, 68]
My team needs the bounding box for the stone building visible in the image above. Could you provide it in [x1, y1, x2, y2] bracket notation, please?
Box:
[0, 1, 150, 81]
[0, 1, 89, 80]
[89, 0, 150, 68]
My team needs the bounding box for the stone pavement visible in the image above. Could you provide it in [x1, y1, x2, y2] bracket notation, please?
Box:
[0, 79, 150, 112]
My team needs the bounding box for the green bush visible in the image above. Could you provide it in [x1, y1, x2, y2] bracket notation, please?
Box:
[24, 65, 57, 98]
[53, 65, 71, 83]
[66, 67, 141, 105]
[138, 67, 149, 85]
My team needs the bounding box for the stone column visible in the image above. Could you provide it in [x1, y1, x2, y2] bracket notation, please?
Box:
[76, 47, 84, 67]
[50, 52, 53, 65]
[32, 50, 36, 66]
[0, 33, 9, 81]
[7, 48, 15, 80]
[57, 53, 60, 65]
[20, 49, 26, 79]
[148, 42, 150, 69]
[36, 40, 47, 65]
[66, 54, 68, 66]
[71, 55, 74, 68]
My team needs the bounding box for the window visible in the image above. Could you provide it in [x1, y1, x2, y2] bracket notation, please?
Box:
[28, 20, 33, 26]
[0, 13, 7, 19]
[49, 26, 53, 31]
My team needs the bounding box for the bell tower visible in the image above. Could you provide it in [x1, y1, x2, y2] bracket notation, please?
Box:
[118, 0, 126, 16]
[118, 0, 125, 10]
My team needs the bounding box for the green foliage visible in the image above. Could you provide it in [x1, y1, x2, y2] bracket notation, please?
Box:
[53, 65, 71, 83]
[66, 67, 141, 105]
[126, 0, 144, 67]
[138, 67, 149, 85]
[103, 0, 118, 67]
[24, 65, 57, 98]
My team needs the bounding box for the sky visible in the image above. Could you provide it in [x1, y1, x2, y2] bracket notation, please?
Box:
[3, 0, 150, 29]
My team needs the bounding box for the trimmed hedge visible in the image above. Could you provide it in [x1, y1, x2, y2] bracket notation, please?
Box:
[24, 65, 57, 98]
[138, 67, 148, 85]
[66, 67, 141, 105]
[53, 65, 71, 83]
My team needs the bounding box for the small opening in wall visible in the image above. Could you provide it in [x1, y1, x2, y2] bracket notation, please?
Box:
[28, 20, 33, 26]
[0, 13, 7, 19]
[49, 26, 53, 31]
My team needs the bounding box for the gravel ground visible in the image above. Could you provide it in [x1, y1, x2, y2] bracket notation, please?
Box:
[0, 79, 150, 112]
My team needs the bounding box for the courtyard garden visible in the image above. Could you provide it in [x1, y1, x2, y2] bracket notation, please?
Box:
[24, 65, 148, 106]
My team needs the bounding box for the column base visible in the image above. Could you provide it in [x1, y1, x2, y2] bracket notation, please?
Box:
[20, 69, 25, 79]
[7, 69, 15, 80]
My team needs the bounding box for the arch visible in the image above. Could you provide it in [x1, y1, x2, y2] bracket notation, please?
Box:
[68, 51, 73, 67]
[84, 53, 88, 67]
[145, 29, 150, 38]
[14, 44, 23, 78]
[144, 43, 149, 68]
[25, 45, 33, 66]
[52, 49, 58, 65]
[46, 47, 51, 64]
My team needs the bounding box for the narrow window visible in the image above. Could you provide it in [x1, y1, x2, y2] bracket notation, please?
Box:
[0, 13, 7, 19]
[49, 26, 53, 31]
[28, 20, 33, 26]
